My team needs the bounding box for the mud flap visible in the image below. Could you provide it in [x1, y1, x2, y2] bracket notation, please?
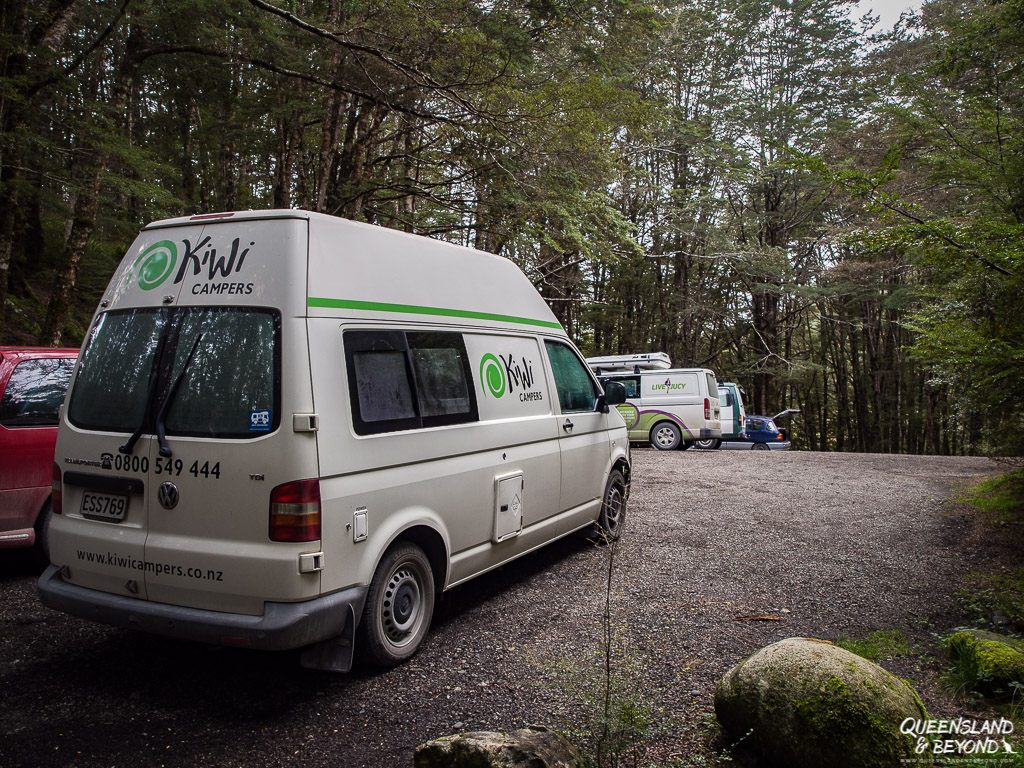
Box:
[299, 603, 356, 672]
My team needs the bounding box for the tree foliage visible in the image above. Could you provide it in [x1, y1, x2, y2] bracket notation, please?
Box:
[1, 0, 1020, 454]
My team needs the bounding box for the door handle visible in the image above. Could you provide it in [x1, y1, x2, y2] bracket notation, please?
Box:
[562, 419, 574, 433]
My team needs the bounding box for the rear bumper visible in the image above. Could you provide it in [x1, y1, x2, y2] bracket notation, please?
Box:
[698, 428, 722, 439]
[37, 565, 367, 651]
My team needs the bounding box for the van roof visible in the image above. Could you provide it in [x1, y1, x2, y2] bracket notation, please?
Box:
[602, 367, 716, 375]
[142, 209, 308, 230]
[116, 210, 565, 335]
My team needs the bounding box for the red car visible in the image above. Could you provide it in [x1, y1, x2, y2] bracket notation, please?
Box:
[0, 347, 78, 561]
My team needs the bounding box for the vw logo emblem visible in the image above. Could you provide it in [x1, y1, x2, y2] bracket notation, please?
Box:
[158, 481, 179, 510]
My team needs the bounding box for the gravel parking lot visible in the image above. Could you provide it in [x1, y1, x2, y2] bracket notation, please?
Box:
[0, 449, 1003, 767]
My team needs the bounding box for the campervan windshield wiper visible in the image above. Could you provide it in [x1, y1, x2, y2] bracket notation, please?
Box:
[118, 328, 171, 456]
[154, 333, 204, 457]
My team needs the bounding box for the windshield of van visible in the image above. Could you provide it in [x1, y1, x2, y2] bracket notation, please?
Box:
[68, 308, 280, 439]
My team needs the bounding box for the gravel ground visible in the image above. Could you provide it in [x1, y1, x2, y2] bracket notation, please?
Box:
[0, 449, 1006, 767]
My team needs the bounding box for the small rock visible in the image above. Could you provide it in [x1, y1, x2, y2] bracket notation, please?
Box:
[946, 629, 1024, 698]
[991, 610, 1011, 627]
[414, 725, 583, 768]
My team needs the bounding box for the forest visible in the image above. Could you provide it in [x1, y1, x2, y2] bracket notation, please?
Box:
[1, 0, 1021, 454]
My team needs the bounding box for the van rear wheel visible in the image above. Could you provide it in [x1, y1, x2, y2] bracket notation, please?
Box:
[358, 542, 435, 667]
[695, 438, 721, 450]
[598, 469, 627, 541]
[650, 422, 681, 450]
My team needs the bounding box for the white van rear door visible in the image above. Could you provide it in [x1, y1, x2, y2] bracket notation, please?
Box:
[135, 219, 318, 615]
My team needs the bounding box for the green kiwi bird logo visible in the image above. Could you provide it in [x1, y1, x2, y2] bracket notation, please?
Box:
[130, 240, 178, 290]
[480, 354, 506, 398]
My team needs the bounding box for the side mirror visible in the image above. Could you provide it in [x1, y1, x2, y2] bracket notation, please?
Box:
[603, 380, 626, 406]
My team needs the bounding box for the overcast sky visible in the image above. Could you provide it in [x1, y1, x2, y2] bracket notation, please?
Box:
[854, 0, 925, 30]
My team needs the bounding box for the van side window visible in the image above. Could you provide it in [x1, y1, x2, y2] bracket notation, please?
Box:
[408, 332, 472, 417]
[354, 349, 417, 423]
[545, 341, 598, 413]
[345, 330, 478, 435]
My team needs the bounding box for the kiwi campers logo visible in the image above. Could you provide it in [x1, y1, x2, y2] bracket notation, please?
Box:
[129, 235, 255, 295]
[479, 353, 544, 403]
[132, 241, 178, 290]
[480, 354, 507, 398]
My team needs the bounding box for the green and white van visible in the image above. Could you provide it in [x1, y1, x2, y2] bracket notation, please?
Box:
[38, 210, 630, 671]
[588, 357, 721, 451]
[696, 382, 746, 449]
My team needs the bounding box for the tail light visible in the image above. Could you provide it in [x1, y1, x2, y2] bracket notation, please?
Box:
[704, 398, 711, 420]
[269, 479, 321, 542]
[52, 463, 63, 515]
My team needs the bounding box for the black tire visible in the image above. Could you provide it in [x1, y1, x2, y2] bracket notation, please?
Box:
[680, 440, 694, 450]
[357, 542, 435, 667]
[598, 469, 627, 541]
[752, 442, 770, 451]
[695, 439, 721, 450]
[34, 500, 53, 566]
[650, 421, 681, 450]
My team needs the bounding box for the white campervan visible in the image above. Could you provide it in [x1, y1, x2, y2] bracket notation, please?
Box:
[39, 210, 630, 671]
[587, 354, 721, 451]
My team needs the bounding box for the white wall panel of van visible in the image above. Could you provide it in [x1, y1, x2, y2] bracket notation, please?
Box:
[642, 372, 700, 402]
[309, 321, 563, 594]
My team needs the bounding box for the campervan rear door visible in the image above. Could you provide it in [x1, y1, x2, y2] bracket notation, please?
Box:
[137, 216, 319, 615]
[58, 214, 320, 616]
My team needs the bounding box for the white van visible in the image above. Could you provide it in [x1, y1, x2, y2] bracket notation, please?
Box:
[38, 210, 630, 671]
[695, 382, 746, 449]
[590, 358, 720, 450]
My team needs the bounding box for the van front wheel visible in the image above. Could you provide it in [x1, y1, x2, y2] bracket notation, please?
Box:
[598, 470, 627, 541]
[358, 542, 435, 668]
[650, 422, 681, 450]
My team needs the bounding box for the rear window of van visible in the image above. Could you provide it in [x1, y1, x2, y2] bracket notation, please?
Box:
[705, 372, 718, 396]
[68, 308, 280, 439]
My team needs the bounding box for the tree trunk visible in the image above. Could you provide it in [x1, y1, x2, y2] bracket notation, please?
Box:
[39, 173, 101, 345]
[39, 27, 146, 345]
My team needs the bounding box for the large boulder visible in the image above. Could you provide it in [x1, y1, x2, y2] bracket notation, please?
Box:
[946, 629, 1024, 697]
[714, 637, 928, 768]
[414, 725, 584, 768]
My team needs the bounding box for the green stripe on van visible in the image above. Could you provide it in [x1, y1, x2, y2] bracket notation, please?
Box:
[307, 297, 564, 329]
